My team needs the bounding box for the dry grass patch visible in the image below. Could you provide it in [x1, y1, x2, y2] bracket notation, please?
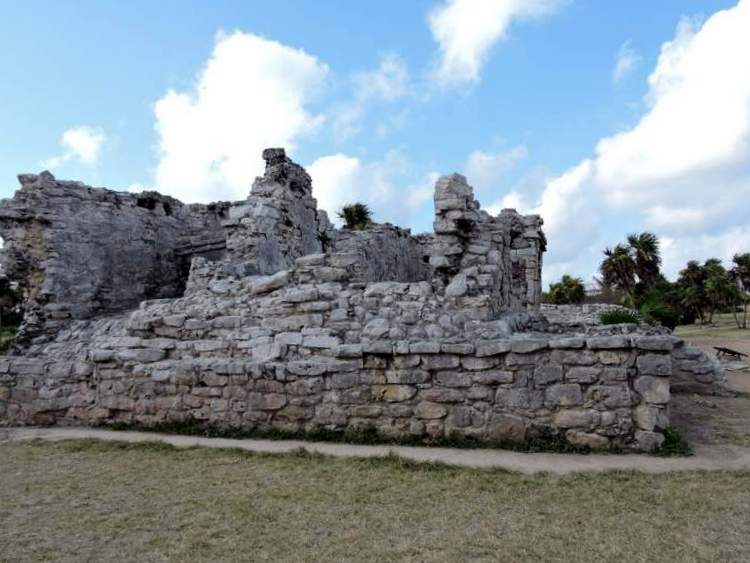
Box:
[1, 439, 750, 562]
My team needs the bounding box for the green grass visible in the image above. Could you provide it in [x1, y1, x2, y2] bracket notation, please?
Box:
[675, 313, 749, 340]
[0, 439, 749, 562]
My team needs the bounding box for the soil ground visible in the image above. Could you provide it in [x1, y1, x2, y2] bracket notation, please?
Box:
[672, 314, 750, 447]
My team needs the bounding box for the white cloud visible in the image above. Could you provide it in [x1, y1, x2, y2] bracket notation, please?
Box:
[353, 53, 410, 102]
[534, 1, 750, 282]
[406, 172, 441, 209]
[308, 151, 421, 227]
[464, 145, 527, 199]
[331, 53, 410, 142]
[661, 227, 750, 280]
[42, 126, 106, 168]
[612, 40, 641, 83]
[153, 31, 328, 203]
[428, 0, 561, 86]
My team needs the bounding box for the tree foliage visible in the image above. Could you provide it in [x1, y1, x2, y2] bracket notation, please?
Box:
[547, 275, 586, 304]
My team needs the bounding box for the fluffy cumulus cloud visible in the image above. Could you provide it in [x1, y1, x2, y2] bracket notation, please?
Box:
[42, 126, 106, 168]
[464, 145, 527, 198]
[153, 31, 328, 203]
[308, 151, 426, 228]
[428, 0, 561, 86]
[533, 0, 750, 283]
[612, 40, 640, 83]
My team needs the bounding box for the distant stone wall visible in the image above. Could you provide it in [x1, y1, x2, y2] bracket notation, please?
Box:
[332, 224, 430, 283]
[541, 304, 632, 331]
[0, 172, 230, 344]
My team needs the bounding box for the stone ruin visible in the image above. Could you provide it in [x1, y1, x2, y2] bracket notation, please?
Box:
[0, 149, 728, 451]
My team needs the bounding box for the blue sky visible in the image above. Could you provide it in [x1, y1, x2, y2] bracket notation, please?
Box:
[1, 0, 748, 286]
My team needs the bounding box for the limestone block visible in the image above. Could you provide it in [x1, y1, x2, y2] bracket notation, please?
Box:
[634, 376, 670, 404]
[636, 354, 672, 377]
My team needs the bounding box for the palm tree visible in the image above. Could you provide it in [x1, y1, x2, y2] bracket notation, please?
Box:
[600, 244, 636, 306]
[338, 203, 374, 231]
[548, 275, 586, 304]
[626, 232, 661, 287]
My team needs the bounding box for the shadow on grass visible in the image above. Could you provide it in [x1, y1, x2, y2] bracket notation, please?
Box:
[96, 420, 693, 457]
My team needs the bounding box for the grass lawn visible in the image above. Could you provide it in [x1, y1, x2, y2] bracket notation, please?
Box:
[2, 440, 750, 562]
[675, 312, 749, 341]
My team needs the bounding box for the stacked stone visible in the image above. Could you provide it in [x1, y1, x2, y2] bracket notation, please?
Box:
[223, 148, 334, 276]
[503, 211, 545, 309]
[430, 174, 544, 313]
[671, 344, 731, 396]
[0, 307, 685, 451]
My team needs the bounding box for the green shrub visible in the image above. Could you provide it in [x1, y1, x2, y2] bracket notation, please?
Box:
[640, 300, 680, 330]
[599, 309, 640, 325]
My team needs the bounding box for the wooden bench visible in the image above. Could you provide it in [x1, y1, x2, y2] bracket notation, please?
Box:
[714, 346, 748, 360]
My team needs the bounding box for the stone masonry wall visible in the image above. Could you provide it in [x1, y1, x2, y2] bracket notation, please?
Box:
[0, 172, 230, 344]
[430, 174, 545, 314]
[0, 253, 689, 452]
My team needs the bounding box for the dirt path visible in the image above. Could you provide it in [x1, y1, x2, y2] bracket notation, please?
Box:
[4, 426, 750, 475]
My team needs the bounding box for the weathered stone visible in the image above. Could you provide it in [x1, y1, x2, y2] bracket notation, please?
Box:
[421, 355, 460, 370]
[586, 336, 631, 350]
[510, 339, 548, 354]
[473, 370, 514, 385]
[533, 365, 563, 386]
[634, 376, 670, 404]
[636, 354, 672, 377]
[475, 340, 511, 357]
[415, 402, 448, 419]
[554, 409, 598, 428]
[566, 430, 610, 450]
[461, 356, 498, 370]
[544, 384, 583, 407]
[566, 366, 601, 384]
[116, 349, 166, 364]
[487, 413, 527, 442]
[373, 385, 417, 403]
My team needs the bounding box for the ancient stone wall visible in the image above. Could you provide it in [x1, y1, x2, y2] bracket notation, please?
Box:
[0, 173, 231, 344]
[1, 248, 722, 451]
[430, 174, 545, 314]
[6, 148, 721, 453]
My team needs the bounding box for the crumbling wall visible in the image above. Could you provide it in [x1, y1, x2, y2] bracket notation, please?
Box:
[223, 148, 333, 276]
[0, 172, 230, 344]
[430, 174, 544, 314]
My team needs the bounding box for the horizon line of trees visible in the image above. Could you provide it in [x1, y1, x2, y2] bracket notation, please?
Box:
[544, 232, 750, 330]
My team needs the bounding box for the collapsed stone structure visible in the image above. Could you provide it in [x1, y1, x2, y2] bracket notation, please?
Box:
[0, 149, 726, 451]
